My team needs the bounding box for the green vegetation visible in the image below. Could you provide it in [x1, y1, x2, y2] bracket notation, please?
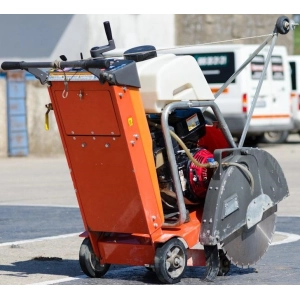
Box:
[294, 25, 300, 54]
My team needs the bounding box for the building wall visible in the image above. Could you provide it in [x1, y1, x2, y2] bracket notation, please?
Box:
[0, 14, 295, 157]
[26, 81, 63, 156]
[175, 15, 293, 54]
[0, 79, 7, 157]
[50, 14, 176, 61]
[0, 14, 176, 157]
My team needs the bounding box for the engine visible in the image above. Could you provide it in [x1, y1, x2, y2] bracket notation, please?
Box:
[148, 108, 214, 210]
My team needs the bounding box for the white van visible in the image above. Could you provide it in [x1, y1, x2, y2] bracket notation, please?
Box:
[288, 55, 300, 134]
[159, 44, 293, 144]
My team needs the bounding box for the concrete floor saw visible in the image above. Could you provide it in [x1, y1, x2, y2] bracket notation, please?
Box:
[1, 15, 296, 283]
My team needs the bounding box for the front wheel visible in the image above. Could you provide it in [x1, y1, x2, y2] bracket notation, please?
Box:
[154, 238, 187, 284]
[79, 237, 110, 278]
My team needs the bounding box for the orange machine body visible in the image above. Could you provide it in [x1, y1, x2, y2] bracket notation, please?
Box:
[47, 75, 228, 267]
[48, 74, 220, 265]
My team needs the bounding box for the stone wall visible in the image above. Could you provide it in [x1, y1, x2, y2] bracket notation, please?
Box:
[175, 15, 294, 54]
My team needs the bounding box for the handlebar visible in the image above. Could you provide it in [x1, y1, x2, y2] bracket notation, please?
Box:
[1, 58, 110, 71]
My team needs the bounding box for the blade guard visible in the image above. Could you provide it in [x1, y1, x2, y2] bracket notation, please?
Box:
[200, 148, 289, 245]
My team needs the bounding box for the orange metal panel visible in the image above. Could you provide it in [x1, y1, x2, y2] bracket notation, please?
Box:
[152, 210, 202, 249]
[99, 242, 155, 265]
[127, 88, 164, 222]
[53, 89, 120, 135]
[48, 80, 163, 236]
[187, 248, 206, 266]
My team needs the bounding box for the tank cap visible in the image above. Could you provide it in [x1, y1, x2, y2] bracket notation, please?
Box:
[124, 45, 157, 62]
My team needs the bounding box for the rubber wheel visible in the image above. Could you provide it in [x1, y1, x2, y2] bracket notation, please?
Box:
[79, 237, 110, 278]
[202, 245, 219, 282]
[275, 16, 290, 35]
[218, 249, 231, 276]
[154, 238, 187, 284]
[258, 130, 289, 144]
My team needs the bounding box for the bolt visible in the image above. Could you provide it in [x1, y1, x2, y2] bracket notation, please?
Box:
[174, 257, 180, 266]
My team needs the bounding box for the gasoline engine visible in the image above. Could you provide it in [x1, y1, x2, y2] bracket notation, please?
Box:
[147, 108, 214, 214]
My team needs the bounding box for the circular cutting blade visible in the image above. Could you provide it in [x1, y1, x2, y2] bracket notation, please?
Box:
[221, 210, 277, 268]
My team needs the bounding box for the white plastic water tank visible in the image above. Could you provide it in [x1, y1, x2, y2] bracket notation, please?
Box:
[136, 53, 215, 113]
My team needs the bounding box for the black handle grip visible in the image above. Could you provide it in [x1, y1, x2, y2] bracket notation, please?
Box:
[1, 59, 110, 71]
[104, 21, 113, 41]
[60, 59, 110, 69]
[2, 61, 54, 70]
[84, 59, 110, 69]
[1, 61, 23, 70]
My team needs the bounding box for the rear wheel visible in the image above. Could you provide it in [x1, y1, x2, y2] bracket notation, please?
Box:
[79, 237, 110, 278]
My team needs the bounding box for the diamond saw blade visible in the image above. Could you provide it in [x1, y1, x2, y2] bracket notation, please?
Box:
[221, 211, 276, 268]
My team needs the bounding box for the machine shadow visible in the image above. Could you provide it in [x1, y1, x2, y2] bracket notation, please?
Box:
[0, 258, 82, 278]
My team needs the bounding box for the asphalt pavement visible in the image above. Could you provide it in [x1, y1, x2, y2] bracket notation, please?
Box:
[1, 134, 300, 287]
